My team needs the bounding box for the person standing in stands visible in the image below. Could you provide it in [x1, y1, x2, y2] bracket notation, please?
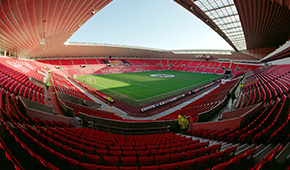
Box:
[181, 115, 189, 134]
[45, 82, 49, 90]
[189, 115, 197, 129]
[178, 113, 183, 132]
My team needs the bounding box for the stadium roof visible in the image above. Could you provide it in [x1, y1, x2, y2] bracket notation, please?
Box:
[0, 0, 112, 57]
[0, 0, 290, 62]
[174, 0, 290, 54]
[192, 0, 246, 51]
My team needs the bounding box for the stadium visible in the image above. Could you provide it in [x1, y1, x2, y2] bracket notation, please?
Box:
[0, 0, 290, 169]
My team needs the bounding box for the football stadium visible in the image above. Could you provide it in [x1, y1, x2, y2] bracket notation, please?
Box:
[0, 0, 290, 170]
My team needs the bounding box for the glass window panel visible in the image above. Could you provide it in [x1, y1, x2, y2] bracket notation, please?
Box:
[194, 0, 246, 50]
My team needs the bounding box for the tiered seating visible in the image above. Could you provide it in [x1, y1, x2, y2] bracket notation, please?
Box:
[8, 120, 242, 170]
[85, 58, 100, 66]
[60, 59, 74, 68]
[200, 61, 211, 68]
[36, 58, 261, 78]
[159, 78, 239, 120]
[236, 65, 290, 109]
[0, 57, 46, 82]
[93, 67, 110, 74]
[46, 59, 61, 66]
[0, 63, 45, 104]
[72, 59, 87, 66]
[67, 102, 123, 120]
[51, 72, 93, 101]
[218, 62, 230, 69]
[160, 60, 168, 66]
[62, 69, 79, 76]
[77, 68, 94, 75]
[127, 59, 142, 66]
[106, 67, 123, 74]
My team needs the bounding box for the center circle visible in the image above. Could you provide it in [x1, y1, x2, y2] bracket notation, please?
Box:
[150, 74, 175, 78]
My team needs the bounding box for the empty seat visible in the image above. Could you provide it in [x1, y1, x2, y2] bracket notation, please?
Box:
[121, 157, 137, 166]
[85, 154, 101, 164]
[151, 149, 163, 156]
[184, 150, 198, 160]
[170, 152, 184, 163]
[110, 150, 122, 157]
[99, 165, 118, 170]
[137, 150, 150, 157]
[123, 150, 136, 157]
[211, 161, 230, 170]
[119, 166, 139, 170]
[79, 163, 99, 170]
[103, 156, 120, 166]
[139, 156, 154, 166]
[179, 159, 196, 170]
[160, 162, 179, 170]
[155, 154, 170, 164]
[140, 165, 159, 170]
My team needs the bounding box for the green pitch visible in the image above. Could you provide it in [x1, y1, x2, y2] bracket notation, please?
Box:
[77, 71, 223, 106]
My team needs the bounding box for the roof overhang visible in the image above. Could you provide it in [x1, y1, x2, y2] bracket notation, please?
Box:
[174, 0, 290, 59]
[0, 0, 112, 57]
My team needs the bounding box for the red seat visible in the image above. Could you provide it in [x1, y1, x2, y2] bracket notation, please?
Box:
[119, 166, 139, 170]
[179, 159, 196, 170]
[71, 149, 85, 160]
[160, 162, 179, 170]
[147, 145, 158, 150]
[109, 145, 121, 150]
[103, 156, 120, 166]
[155, 154, 169, 164]
[199, 141, 209, 148]
[197, 147, 210, 157]
[170, 152, 184, 163]
[229, 154, 244, 166]
[242, 147, 256, 159]
[223, 146, 237, 158]
[99, 165, 118, 170]
[211, 161, 230, 170]
[85, 154, 101, 164]
[79, 163, 99, 170]
[184, 150, 198, 160]
[135, 145, 146, 151]
[211, 151, 225, 162]
[83, 146, 95, 155]
[110, 150, 122, 157]
[140, 165, 159, 170]
[195, 155, 211, 168]
[137, 150, 150, 157]
[163, 147, 176, 155]
[122, 146, 133, 151]
[138, 156, 154, 166]
[121, 157, 137, 166]
[65, 157, 79, 169]
[159, 144, 170, 149]
[151, 149, 163, 156]
[95, 149, 108, 156]
[123, 150, 136, 157]
[176, 146, 187, 153]
[209, 143, 221, 153]
[187, 144, 199, 151]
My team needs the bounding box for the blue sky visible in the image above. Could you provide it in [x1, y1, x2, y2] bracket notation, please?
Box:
[68, 0, 233, 51]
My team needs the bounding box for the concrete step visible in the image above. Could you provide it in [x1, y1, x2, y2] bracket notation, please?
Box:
[253, 143, 275, 161]
[235, 143, 256, 155]
[220, 142, 236, 150]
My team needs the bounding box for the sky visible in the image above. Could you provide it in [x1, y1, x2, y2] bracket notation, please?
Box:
[68, 0, 234, 51]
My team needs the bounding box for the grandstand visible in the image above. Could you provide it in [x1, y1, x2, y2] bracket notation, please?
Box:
[0, 0, 290, 170]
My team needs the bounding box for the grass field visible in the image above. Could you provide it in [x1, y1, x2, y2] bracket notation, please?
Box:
[77, 71, 223, 106]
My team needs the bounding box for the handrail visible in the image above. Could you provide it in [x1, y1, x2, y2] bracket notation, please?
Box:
[88, 121, 170, 135]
